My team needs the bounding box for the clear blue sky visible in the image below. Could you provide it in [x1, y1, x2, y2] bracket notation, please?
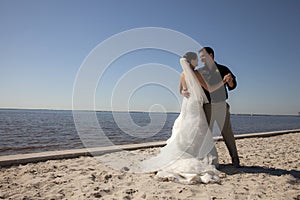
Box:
[1, 0, 300, 115]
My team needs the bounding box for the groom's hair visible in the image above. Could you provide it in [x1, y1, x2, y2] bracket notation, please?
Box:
[183, 52, 197, 63]
[199, 47, 214, 58]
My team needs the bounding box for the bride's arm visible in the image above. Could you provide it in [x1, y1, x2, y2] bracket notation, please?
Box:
[194, 71, 225, 93]
[179, 72, 188, 94]
[179, 73, 191, 98]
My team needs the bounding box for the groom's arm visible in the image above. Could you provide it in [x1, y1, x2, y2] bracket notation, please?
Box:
[222, 66, 237, 90]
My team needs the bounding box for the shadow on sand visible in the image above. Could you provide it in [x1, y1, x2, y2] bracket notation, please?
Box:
[219, 164, 300, 180]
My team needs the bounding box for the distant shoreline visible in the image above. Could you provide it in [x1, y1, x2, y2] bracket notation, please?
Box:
[0, 107, 299, 117]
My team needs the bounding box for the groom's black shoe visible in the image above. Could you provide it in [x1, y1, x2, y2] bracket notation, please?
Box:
[232, 157, 241, 168]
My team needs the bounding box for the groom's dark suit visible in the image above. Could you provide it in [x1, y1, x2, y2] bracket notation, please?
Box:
[198, 62, 240, 167]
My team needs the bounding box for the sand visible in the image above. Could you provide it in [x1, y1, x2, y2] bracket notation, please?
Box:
[0, 132, 299, 200]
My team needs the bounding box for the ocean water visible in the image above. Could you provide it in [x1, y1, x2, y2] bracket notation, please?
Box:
[0, 109, 299, 156]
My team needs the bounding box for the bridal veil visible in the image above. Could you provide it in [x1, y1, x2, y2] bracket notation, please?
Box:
[141, 57, 220, 184]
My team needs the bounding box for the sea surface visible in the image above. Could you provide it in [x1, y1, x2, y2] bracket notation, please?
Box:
[0, 109, 300, 156]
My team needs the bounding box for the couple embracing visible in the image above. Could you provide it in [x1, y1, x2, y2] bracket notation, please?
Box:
[142, 47, 240, 184]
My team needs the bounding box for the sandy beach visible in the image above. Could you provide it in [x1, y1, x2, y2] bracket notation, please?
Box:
[0, 132, 299, 200]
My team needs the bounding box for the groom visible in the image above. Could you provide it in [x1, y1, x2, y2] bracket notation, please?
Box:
[181, 47, 240, 168]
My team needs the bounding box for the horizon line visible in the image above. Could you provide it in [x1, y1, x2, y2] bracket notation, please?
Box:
[0, 107, 299, 116]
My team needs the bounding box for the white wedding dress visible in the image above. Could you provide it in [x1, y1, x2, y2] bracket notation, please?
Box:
[141, 58, 220, 184]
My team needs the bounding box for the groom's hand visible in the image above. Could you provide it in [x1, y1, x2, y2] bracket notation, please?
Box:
[223, 73, 233, 83]
[181, 90, 190, 98]
[223, 73, 234, 88]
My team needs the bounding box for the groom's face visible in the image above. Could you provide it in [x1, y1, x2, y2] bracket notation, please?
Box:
[199, 51, 214, 65]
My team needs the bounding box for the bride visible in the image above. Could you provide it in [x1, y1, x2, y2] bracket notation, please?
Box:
[142, 52, 227, 184]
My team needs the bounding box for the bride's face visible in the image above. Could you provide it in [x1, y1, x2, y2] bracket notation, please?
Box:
[190, 58, 199, 68]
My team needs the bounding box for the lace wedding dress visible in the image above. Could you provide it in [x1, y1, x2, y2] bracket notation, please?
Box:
[141, 58, 220, 184]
